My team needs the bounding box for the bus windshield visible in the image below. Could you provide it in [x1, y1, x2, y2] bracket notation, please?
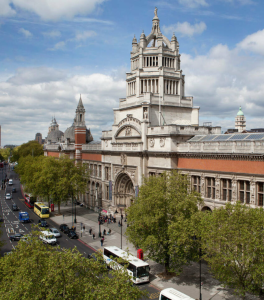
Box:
[160, 296, 172, 300]
[137, 266, 150, 278]
[41, 208, 49, 215]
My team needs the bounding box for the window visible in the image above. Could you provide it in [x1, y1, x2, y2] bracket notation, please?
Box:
[149, 172, 156, 177]
[98, 165, 102, 178]
[239, 180, 250, 204]
[106, 185, 109, 200]
[90, 165, 94, 176]
[192, 176, 201, 193]
[206, 177, 215, 199]
[105, 167, 110, 180]
[94, 165, 97, 177]
[222, 179, 232, 201]
[258, 182, 264, 206]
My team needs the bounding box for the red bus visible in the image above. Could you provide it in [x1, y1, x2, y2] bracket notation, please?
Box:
[24, 193, 36, 208]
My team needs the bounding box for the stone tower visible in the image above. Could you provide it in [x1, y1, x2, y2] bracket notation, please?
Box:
[235, 106, 246, 132]
[74, 95, 86, 160]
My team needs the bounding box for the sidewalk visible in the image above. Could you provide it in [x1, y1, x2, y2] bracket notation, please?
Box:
[50, 204, 254, 300]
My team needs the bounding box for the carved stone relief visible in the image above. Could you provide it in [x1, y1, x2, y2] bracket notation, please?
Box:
[125, 127, 131, 136]
[250, 177, 256, 205]
[149, 138, 155, 147]
[121, 153, 127, 166]
[215, 175, 220, 200]
[143, 108, 148, 119]
[160, 138, 165, 147]
[200, 174, 205, 197]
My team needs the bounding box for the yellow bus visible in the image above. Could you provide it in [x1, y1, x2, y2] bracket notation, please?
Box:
[34, 202, 50, 219]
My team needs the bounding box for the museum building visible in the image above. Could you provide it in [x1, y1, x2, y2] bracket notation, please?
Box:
[44, 9, 264, 214]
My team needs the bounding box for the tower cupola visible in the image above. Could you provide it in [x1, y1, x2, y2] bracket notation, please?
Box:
[75, 94, 86, 127]
[139, 31, 147, 48]
[132, 35, 138, 53]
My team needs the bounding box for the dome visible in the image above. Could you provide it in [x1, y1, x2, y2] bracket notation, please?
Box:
[46, 129, 64, 143]
[64, 125, 75, 143]
[237, 106, 244, 116]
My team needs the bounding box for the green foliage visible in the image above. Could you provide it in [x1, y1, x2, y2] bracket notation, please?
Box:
[200, 202, 264, 298]
[0, 148, 11, 161]
[0, 228, 145, 300]
[11, 140, 43, 162]
[16, 155, 89, 214]
[126, 171, 203, 274]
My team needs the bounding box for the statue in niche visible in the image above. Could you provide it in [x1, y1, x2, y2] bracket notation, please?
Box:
[143, 108, 148, 119]
[149, 138, 155, 147]
[160, 138, 165, 147]
[121, 153, 127, 166]
[125, 127, 131, 136]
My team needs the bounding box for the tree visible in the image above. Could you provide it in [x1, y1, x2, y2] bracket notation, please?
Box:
[0, 228, 146, 299]
[11, 140, 43, 162]
[0, 148, 11, 161]
[126, 171, 203, 274]
[200, 202, 264, 298]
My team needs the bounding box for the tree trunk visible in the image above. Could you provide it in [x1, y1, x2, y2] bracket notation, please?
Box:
[58, 202, 61, 214]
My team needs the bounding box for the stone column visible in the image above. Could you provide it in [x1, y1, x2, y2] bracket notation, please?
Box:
[200, 174, 205, 198]
[250, 178, 256, 205]
[215, 175, 220, 201]
[231, 176, 237, 202]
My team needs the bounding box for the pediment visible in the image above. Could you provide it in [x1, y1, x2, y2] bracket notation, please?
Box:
[115, 125, 141, 139]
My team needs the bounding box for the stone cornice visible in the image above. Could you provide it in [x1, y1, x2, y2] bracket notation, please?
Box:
[178, 152, 264, 161]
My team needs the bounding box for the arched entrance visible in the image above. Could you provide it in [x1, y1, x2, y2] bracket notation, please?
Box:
[201, 206, 212, 212]
[114, 173, 134, 208]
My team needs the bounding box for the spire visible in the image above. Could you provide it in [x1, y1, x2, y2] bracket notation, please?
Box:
[77, 94, 84, 109]
[132, 35, 137, 44]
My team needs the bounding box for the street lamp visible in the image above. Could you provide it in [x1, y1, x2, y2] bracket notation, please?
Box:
[98, 208, 102, 238]
[193, 235, 202, 300]
[74, 199, 77, 223]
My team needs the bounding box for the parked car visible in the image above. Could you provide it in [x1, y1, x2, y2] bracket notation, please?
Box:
[67, 230, 79, 239]
[49, 228, 61, 238]
[5, 193, 11, 200]
[59, 224, 70, 234]
[12, 188, 16, 193]
[12, 204, 19, 211]
[9, 233, 24, 241]
[38, 219, 48, 227]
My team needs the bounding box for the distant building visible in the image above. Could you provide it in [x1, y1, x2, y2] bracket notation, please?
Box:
[235, 106, 246, 132]
[35, 133, 43, 144]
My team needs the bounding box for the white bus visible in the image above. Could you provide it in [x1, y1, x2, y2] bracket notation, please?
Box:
[159, 288, 195, 300]
[103, 246, 150, 284]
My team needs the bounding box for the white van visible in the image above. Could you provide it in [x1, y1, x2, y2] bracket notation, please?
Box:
[8, 179, 13, 185]
[39, 231, 57, 245]
[159, 288, 195, 300]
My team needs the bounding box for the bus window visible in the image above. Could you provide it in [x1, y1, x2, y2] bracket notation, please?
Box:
[137, 266, 149, 278]
[41, 208, 50, 215]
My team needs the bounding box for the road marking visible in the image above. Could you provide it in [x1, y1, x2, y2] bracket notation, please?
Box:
[7, 228, 14, 233]
[148, 292, 160, 299]
[19, 229, 25, 233]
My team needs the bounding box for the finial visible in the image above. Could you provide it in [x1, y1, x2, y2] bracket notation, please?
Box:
[154, 7, 158, 18]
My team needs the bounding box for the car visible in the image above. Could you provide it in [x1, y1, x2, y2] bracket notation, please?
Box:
[67, 230, 79, 239]
[12, 188, 16, 193]
[39, 231, 57, 245]
[38, 219, 48, 227]
[9, 233, 24, 241]
[5, 193, 11, 200]
[59, 224, 70, 234]
[0, 216, 3, 222]
[49, 228, 61, 238]
[8, 179, 13, 185]
[12, 204, 19, 211]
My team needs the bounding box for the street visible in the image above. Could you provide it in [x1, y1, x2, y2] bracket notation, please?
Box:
[0, 169, 160, 300]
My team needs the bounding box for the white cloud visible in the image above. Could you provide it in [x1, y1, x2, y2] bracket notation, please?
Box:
[0, 67, 125, 145]
[74, 30, 97, 41]
[49, 41, 66, 51]
[43, 30, 61, 38]
[221, 0, 254, 5]
[163, 21, 206, 37]
[178, 0, 208, 8]
[18, 28, 32, 38]
[0, 0, 16, 16]
[11, 0, 107, 21]
[237, 29, 264, 55]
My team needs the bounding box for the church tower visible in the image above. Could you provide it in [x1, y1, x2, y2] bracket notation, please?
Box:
[235, 106, 246, 132]
[74, 95, 86, 160]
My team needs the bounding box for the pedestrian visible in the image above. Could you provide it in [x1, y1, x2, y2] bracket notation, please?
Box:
[93, 233, 95, 239]
[118, 220, 121, 227]
[103, 229, 106, 235]
[83, 225, 85, 231]
[121, 214, 123, 220]
[74, 226, 76, 231]
[108, 229, 111, 235]
[89, 228, 92, 235]
[101, 237, 104, 246]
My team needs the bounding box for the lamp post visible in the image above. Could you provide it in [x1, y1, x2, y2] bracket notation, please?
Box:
[98, 208, 101, 238]
[74, 199, 77, 223]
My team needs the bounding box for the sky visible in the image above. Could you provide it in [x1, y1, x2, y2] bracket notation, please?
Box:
[1, 0, 264, 146]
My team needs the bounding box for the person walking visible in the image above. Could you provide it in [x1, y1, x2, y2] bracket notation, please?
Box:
[103, 229, 106, 235]
[93, 233, 95, 239]
[83, 225, 85, 231]
[89, 228, 92, 235]
[101, 237, 104, 246]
